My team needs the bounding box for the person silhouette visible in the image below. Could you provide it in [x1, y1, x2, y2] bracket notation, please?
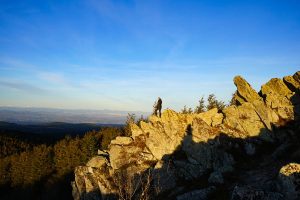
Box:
[153, 97, 162, 117]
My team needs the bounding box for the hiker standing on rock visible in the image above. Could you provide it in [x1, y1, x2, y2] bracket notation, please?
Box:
[153, 97, 162, 117]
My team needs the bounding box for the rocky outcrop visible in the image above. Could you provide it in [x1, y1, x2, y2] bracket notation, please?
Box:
[176, 186, 216, 200]
[233, 76, 262, 104]
[278, 163, 300, 200]
[261, 78, 294, 120]
[72, 71, 300, 200]
[231, 186, 284, 200]
[284, 75, 300, 92]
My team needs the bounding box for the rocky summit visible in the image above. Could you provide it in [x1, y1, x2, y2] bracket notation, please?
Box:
[72, 71, 300, 200]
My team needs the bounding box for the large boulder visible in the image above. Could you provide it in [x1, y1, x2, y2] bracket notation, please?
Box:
[140, 110, 191, 160]
[86, 156, 108, 169]
[108, 135, 156, 171]
[223, 103, 270, 138]
[190, 118, 220, 142]
[232, 76, 280, 129]
[261, 78, 294, 120]
[72, 166, 116, 200]
[182, 132, 234, 177]
[153, 160, 177, 193]
[176, 186, 216, 200]
[283, 75, 300, 92]
[233, 76, 261, 103]
[293, 71, 300, 83]
[283, 72, 300, 117]
[197, 108, 223, 127]
[251, 100, 279, 129]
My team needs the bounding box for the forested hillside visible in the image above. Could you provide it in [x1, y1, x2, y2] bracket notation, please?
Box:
[0, 126, 123, 200]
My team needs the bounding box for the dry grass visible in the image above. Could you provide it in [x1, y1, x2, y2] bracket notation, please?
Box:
[113, 169, 156, 200]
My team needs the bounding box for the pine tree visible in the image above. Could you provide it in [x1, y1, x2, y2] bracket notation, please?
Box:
[181, 105, 193, 114]
[229, 92, 238, 106]
[206, 94, 226, 111]
[194, 96, 206, 113]
[123, 113, 136, 136]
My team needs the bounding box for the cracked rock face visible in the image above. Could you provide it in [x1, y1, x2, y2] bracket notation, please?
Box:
[72, 71, 300, 200]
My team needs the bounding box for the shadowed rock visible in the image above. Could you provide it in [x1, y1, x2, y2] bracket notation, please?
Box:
[284, 75, 300, 92]
[278, 163, 300, 200]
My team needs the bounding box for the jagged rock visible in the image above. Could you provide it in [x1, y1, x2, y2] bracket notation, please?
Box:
[87, 156, 108, 169]
[271, 142, 292, 159]
[251, 100, 279, 130]
[223, 103, 270, 138]
[208, 171, 224, 184]
[283, 75, 300, 92]
[212, 113, 224, 126]
[283, 72, 300, 111]
[97, 149, 109, 156]
[223, 99, 278, 142]
[233, 75, 280, 130]
[182, 133, 235, 175]
[261, 78, 294, 120]
[110, 136, 133, 145]
[244, 142, 256, 155]
[233, 92, 246, 105]
[174, 160, 207, 180]
[176, 186, 216, 200]
[72, 166, 115, 200]
[190, 118, 220, 142]
[130, 123, 144, 138]
[233, 76, 261, 103]
[262, 78, 293, 97]
[293, 71, 300, 83]
[139, 110, 189, 160]
[109, 144, 136, 170]
[167, 187, 186, 199]
[109, 135, 156, 170]
[278, 163, 300, 200]
[197, 108, 223, 126]
[72, 71, 300, 200]
[153, 160, 177, 193]
[231, 186, 284, 200]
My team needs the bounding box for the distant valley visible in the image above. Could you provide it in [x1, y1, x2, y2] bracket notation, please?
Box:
[0, 107, 150, 124]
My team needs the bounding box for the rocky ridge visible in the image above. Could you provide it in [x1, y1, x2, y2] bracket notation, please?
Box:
[72, 71, 300, 200]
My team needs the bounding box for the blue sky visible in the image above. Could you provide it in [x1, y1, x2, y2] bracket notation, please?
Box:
[0, 0, 299, 112]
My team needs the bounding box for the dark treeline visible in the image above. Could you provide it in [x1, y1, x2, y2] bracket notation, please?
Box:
[0, 126, 124, 200]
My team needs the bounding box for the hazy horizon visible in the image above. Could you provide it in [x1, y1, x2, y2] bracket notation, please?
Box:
[0, 105, 151, 113]
[0, 106, 151, 124]
[1, 0, 299, 112]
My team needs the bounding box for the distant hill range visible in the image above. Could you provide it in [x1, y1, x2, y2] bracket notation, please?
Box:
[0, 121, 124, 142]
[0, 107, 150, 124]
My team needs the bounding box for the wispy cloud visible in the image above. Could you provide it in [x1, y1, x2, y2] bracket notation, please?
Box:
[0, 80, 46, 94]
[0, 57, 37, 71]
[38, 72, 67, 85]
